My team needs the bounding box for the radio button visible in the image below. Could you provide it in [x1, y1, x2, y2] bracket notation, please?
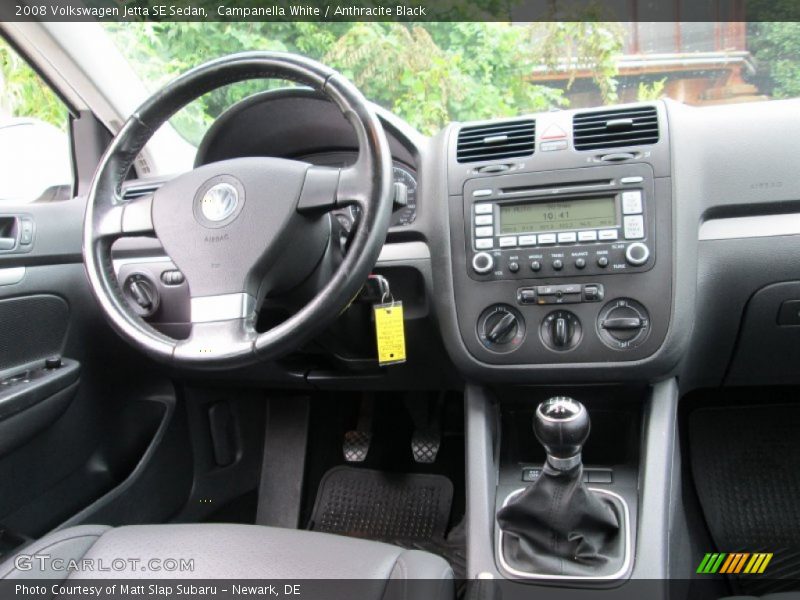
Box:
[509, 261, 520, 273]
[476, 226, 494, 237]
[557, 232, 577, 243]
[624, 215, 644, 239]
[578, 230, 598, 242]
[499, 236, 517, 248]
[599, 229, 619, 241]
[622, 191, 643, 214]
[518, 235, 537, 246]
[475, 215, 493, 225]
[575, 258, 586, 269]
[539, 233, 557, 245]
[473, 190, 492, 198]
[475, 203, 493, 214]
[530, 260, 542, 272]
[552, 259, 564, 271]
[475, 238, 493, 250]
[597, 256, 609, 268]
[620, 176, 644, 184]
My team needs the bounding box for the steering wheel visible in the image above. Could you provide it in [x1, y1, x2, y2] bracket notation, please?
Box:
[83, 53, 394, 368]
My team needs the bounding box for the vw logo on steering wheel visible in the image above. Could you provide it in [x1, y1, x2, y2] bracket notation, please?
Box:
[201, 182, 239, 222]
[193, 176, 245, 228]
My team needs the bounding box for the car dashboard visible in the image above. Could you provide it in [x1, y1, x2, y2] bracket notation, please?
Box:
[106, 89, 800, 390]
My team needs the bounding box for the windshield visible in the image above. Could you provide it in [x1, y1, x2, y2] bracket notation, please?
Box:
[103, 22, 800, 140]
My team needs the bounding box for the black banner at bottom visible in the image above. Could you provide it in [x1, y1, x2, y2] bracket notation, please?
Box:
[2, 579, 800, 600]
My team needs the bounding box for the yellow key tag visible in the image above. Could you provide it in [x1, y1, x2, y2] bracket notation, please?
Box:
[374, 301, 406, 366]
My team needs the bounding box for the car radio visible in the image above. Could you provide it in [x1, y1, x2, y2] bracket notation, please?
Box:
[465, 172, 654, 280]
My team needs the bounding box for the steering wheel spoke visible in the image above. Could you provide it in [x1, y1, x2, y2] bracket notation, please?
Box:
[95, 193, 155, 239]
[174, 316, 258, 365]
[172, 292, 258, 363]
[296, 163, 371, 214]
[121, 192, 155, 235]
[190, 292, 256, 324]
[336, 163, 371, 210]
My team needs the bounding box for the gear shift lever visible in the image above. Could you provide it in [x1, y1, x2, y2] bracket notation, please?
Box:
[534, 396, 590, 471]
[497, 396, 622, 575]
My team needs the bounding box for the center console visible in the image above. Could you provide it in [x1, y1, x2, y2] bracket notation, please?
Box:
[464, 381, 680, 592]
[447, 104, 680, 593]
[445, 105, 672, 368]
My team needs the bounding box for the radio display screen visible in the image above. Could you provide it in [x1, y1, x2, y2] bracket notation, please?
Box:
[498, 197, 617, 235]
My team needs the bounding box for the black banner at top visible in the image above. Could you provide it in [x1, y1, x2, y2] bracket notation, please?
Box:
[1, 0, 799, 22]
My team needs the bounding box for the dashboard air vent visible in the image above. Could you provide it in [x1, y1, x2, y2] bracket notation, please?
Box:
[573, 106, 659, 151]
[457, 119, 535, 163]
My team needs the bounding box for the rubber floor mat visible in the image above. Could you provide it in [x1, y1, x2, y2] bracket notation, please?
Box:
[309, 466, 460, 574]
[690, 404, 800, 595]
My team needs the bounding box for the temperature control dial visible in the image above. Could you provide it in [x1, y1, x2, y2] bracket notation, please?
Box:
[477, 304, 525, 353]
[540, 310, 582, 351]
[597, 298, 650, 349]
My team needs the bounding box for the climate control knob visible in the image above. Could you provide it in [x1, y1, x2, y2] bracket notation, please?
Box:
[597, 298, 650, 349]
[477, 305, 525, 352]
[472, 252, 494, 274]
[540, 310, 582, 351]
[625, 242, 650, 266]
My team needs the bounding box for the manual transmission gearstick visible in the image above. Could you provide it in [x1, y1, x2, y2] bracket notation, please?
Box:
[534, 396, 590, 471]
[497, 396, 623, 576]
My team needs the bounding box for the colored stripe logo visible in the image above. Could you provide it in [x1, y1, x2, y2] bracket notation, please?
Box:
[697, 553, 773, 574]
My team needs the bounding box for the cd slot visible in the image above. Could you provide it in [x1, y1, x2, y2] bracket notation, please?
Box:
[499, 179, 614, 198]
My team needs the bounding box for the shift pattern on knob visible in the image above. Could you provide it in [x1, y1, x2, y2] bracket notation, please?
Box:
[534, 396, 590, 470]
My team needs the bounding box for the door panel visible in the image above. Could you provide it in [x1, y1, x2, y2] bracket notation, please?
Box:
[0, 43, 192, 552]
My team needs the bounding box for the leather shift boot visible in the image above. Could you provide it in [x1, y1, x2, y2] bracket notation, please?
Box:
[497, 463, 624, 575]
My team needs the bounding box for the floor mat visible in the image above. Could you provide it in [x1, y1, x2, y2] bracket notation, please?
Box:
[690, 404, 800, 595]
[309, 466, 463, 576]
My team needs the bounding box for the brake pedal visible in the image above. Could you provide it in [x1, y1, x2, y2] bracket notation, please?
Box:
[343, 396, 373, 463]
[407, 393, 443, 464]
[343, 430, 371, 462]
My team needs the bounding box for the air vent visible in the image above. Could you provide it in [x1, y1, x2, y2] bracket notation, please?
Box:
[121, 183, 161, 201]
[573, 106, 659, 151]
[457, 119, 535, 163]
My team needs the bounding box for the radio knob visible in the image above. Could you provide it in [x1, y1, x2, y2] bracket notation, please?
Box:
[625, 242, 650, 266]
[472, 252, 494, 274]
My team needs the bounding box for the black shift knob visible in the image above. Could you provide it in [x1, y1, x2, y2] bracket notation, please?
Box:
[534, 396, 590, 470]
